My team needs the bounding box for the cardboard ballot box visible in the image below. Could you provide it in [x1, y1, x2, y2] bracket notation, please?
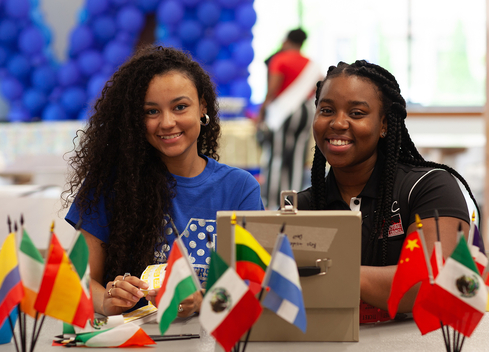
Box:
[216, 209, 361, 342]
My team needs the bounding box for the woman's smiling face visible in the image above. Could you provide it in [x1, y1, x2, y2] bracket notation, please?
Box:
[313, 74, 387, 172]
[144, 70, 206, 166]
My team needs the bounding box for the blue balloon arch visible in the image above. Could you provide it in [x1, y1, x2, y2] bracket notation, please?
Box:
[0, 0, 256, 121]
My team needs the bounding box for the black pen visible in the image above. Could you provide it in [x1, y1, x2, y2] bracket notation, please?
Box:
[149, 334, 200, 341]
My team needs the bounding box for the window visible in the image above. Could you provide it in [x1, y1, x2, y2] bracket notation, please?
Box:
[250, 0, 486, 107]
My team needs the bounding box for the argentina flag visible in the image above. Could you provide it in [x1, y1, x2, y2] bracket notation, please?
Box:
[262, 234, 307, 333]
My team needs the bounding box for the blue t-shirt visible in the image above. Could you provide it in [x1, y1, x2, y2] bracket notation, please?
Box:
[66, 156, 264, 287]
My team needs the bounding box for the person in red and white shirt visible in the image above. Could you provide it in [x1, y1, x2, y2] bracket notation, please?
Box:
[257, 28, 322, 209]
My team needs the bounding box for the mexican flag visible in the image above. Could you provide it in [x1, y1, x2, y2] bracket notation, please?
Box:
[18, 229, 45, 318]
[155, 236, 200, 335]
[422, 236, 487, 337]
[199, 250, 262, 352]
[73, 322, 155, 347]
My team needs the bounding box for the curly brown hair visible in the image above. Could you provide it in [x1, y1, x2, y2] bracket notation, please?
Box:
[63, 45, 221, 281]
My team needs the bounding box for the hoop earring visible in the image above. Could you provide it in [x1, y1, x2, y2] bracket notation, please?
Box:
[201, 114, 210, 126]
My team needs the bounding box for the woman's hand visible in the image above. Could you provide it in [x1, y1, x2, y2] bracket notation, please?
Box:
[178, 290, 203, 317]
[146, 289, 204, 318]
[102, 274, 149, 316]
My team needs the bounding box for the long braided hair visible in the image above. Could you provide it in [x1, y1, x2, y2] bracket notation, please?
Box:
[62, 45, 220, 281]
[310, 60, 479, 265]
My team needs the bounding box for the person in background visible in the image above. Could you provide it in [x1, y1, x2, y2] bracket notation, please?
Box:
[63, 45, 263, 317]
[257, 28, 322, 209]
[297, 60, 478, 318]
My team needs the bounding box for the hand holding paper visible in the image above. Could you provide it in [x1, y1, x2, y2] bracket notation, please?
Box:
[141, 264, 167, 306]
[103, 274, 149, 315]
[142, 262, 202, 318]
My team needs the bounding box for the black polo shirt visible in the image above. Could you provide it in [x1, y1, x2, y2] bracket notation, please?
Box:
[297, 155, 471, 266]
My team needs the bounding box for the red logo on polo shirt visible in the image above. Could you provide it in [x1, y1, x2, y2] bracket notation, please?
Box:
[388, 213, 404, 237]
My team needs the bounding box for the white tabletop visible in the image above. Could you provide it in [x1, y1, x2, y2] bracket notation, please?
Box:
[2, 313, 489, 352]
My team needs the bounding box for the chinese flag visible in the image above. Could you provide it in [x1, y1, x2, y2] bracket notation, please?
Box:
[387, 230, 429, 318]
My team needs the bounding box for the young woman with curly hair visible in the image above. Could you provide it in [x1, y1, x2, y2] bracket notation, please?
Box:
[297, 60, 479, 315]
[63, 45, 263, 317]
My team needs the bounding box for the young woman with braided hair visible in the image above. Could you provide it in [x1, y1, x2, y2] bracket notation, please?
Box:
[63, 45, 263, 317]
[297, 60, 478, 314]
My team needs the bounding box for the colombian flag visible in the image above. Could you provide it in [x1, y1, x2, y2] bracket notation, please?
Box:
[34, 233, 93, 328]
[0, 233, 24, 328]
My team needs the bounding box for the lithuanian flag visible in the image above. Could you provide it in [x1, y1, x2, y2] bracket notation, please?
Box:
[34, 233, 93, 328]
[234, 224, 271, 285]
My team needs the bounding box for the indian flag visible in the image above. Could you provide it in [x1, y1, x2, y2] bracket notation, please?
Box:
[155, 237, 200, 335]
[18, 229, 45, 318]
[429, 236, 487, 337]
[200, 250, 262, 352]
[34, 233, 94, 328]
[73, 322, 155, 347]
[234, 224, 271, 285]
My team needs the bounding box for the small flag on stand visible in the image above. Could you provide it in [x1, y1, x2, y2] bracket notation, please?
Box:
[261, 233, 306, 333]
[18, 229, 45, 319]
[420, 236, 487, 337]
[413, 241, 445, 335]
[0, 308, 17, 344]
[483, 258, 489, 312]
[234, 224, 271, 286]
[387, 224, 431, 318]
[199, 250, 262, 352]
[155, 236, 200, 335]
[67, 230, 94, 327]
[60, 323, 156, 347]
[467, 212, 486, 276]
[34, 232, 93, 328]
[0, 231, 24, 328]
